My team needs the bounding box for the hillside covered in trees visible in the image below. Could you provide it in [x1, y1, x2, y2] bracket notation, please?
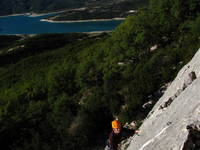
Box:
[0, 0, 146, 16]
[0, 0, 84, 15]
[0, 0, 200, 149]
[44, 0, 148, 21]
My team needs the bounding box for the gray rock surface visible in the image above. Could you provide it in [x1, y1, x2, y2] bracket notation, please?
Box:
[126, 49, 200, 150]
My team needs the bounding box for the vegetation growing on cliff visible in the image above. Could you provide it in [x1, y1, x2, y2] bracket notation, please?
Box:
[0, 0, 200, 149]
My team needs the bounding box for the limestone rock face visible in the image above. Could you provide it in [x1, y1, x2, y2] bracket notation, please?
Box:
[126, 49, 200, 150]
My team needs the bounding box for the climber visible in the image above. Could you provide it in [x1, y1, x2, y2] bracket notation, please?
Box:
[107, 120, 139, 150]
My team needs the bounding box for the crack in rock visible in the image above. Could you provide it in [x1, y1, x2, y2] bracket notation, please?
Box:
[159, 71, 197, 110]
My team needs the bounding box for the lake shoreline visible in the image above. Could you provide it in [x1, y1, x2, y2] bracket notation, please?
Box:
[40, 17, 125, 23]
[0, 11, 125, 23]
[0, 9, 126, 24]
[0, 11, 123, 34]
[4, 30, 111, 35]
[0, 10, 65, 18]
[0, 13, 31, 18]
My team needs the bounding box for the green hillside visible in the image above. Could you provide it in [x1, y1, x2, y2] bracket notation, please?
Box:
[49, 0, 148, 21]
[0, 0, 146, 16]
[0, 0, 200, 149]
[0, 0, 84, 15]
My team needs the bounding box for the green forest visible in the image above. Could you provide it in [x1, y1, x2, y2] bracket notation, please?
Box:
[0, 0, 145, 16]
[0, 0, 84, 15]
[0, 0, 200, 149]
[49, 0, 148, 21]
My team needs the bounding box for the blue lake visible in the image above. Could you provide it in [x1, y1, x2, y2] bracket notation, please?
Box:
[0, 14, 123, 34]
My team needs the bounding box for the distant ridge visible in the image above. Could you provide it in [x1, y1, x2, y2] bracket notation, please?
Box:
[0, 0, 146, 16]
